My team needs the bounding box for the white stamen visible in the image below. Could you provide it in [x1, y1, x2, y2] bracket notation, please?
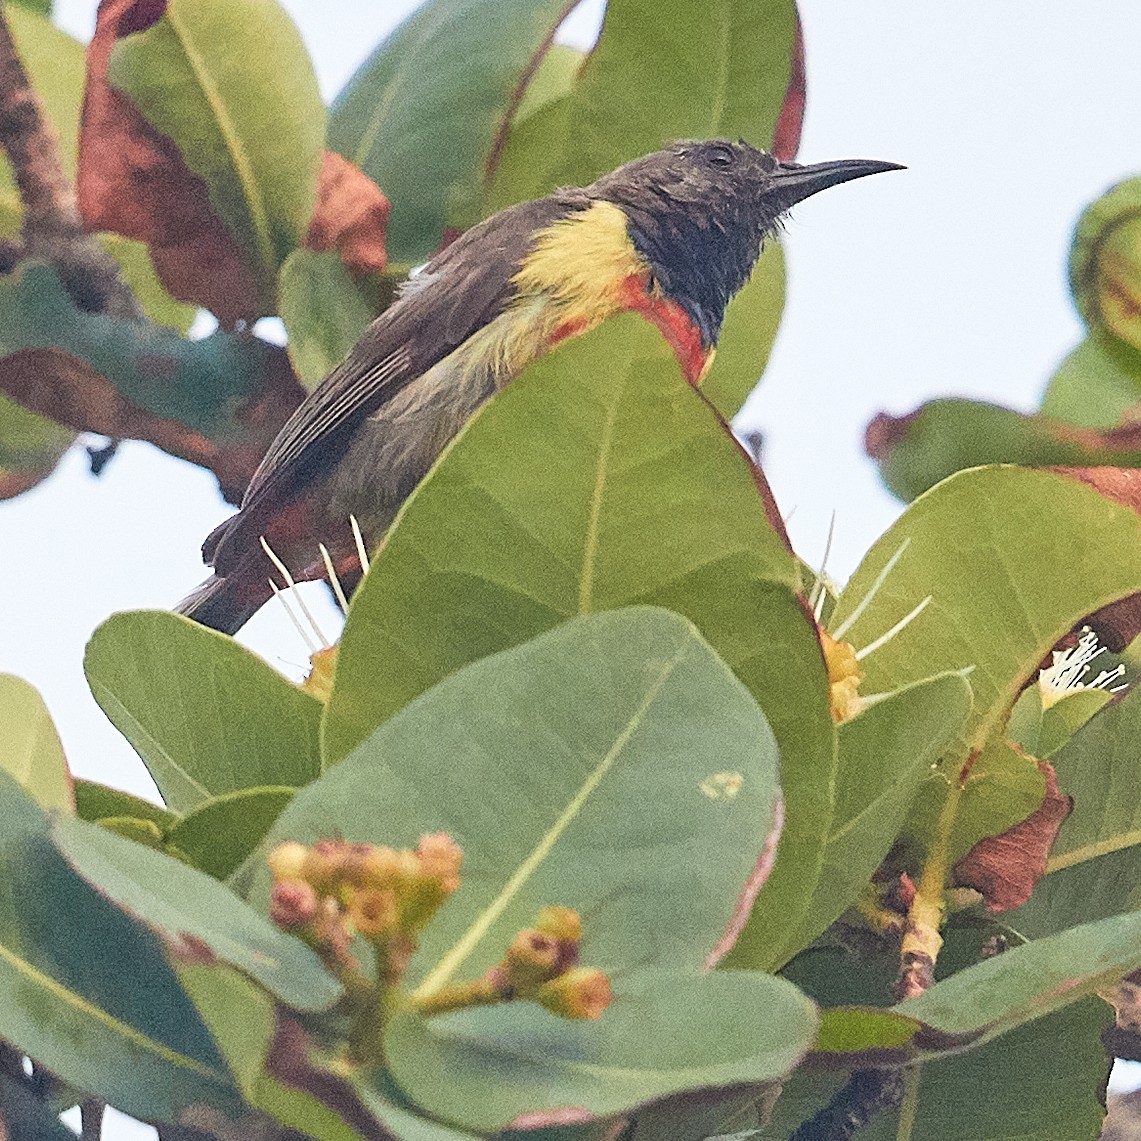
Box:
[269, 580, 320, 655]
[810, 511, 837, 619]
[832, 538, 911, 641]
[350, 514, 370, 575]
[1039, 629, 1129, 708]
[855, 595, 931, 661]
[319, 542, 351, 615]
[260, 535, 329, 647]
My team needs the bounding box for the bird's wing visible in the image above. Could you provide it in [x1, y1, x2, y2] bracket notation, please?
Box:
[207, 194, 583, 573]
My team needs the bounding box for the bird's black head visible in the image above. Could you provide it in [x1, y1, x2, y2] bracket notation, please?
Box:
[588, 139, 902, 347]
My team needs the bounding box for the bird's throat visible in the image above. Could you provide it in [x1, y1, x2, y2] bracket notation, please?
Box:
[616, 273, 713, 384]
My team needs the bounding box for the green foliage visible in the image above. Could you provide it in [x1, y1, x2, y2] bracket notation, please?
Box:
[329, 0, 576, 263]
[4, 2, 1141, 1139]
[0, 673, 72, 812]
[85, 610, 321, 812]
[108, 0, 325, 285]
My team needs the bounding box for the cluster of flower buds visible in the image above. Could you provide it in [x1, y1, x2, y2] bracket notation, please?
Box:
[487, 906, 612, 1020]
[820, 629, 863, 723]
[267, 833, 463, 980]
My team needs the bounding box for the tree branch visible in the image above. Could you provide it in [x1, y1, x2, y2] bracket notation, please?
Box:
[787, 1069, 905, 1141]
[0, 0, 141, 319]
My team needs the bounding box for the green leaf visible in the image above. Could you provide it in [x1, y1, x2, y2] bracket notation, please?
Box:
[859, 1000, 1111, 1141]
[74, 778, 180, 830]
[85, 610, 322, 813]
[0, 771, 244, 1123]
[271, 609, 783, 988]
[866, 398, 1141, 502]
[0, 261, 294, 440]
[278, 249, 374, 387]
[11, 0, 51, 15]
[329, 0, 575, 263]
[0, 673, 73, 812]
[166, 786, 295, 880]
[1008, 685, 1141, 938]
[488, 0, 797, 206]
[1041, 330, 1141, 428]
[701, 242, 786, 419]
[731, 673, 971, 970]
[385, 969, 817, 1134]
[52, 813, 340, 1010]
[321, 317, 832, 968]
[831, 466, 1141, 760]
[324, 315, 805, 758]
[108, 0, 324, 285]
[513, 43, 582, 125]
[896, 908, 1141, 1041]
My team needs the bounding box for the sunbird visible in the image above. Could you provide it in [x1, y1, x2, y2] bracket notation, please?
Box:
[178, 140, 900, 632]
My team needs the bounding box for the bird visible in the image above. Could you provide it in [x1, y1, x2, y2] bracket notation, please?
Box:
[177, 139, 901, 633]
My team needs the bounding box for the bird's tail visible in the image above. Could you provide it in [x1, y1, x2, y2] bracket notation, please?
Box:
[174, 570, 273, 635]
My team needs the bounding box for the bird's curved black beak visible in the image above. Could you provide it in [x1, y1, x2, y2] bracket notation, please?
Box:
[768, 158, 905, 209]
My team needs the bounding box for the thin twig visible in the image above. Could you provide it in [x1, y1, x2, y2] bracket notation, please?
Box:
[0, 2, 141, 319]
[80, 1097, 106, 1141]
[787, 1068, 905, 1141]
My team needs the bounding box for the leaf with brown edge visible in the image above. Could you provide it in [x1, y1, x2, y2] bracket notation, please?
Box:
[953, 760, 1072, 913]
[78, 0, 264, 323]
[771, 6, 805, 162]
[304, 151, 389, 277]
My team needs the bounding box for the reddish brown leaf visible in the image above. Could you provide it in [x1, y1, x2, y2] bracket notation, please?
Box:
[77, 0, 268, 324]
[304, 151, 389, 275]
[0, 465, 53, 499]
[0, 347, 300, 502]
[772, 8, 805, 162]
[953, 760, 1073, 913]
[864, 408, 918, 462]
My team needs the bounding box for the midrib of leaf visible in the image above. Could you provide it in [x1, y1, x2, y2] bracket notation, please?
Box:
[1045, 827, 1141, 873]
[410, 640, 688, 998]
[166, 6, 275, 279]
[0, 938, 231, 1083]
[706, 0, 731, 132]
[578, 396, 619, 615]
[88, 682, 211, 806]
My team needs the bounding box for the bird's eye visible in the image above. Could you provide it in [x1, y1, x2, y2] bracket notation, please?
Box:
[706, 144, 735, 167]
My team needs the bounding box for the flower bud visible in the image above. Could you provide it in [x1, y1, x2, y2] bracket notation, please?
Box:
[535, 968, 613, 1020]
[344, 886, 398, 939]
[267, 841, 309, 884]
[533, 906, 581, 944]
[503, 930, 562, 994]
[416, 832, 464, 894]
[269, 880, 318, 930]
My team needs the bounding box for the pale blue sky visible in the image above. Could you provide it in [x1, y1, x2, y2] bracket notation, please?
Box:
[5, 3, 1141, 1132]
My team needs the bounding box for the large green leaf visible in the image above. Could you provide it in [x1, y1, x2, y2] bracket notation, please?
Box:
[51, 814, 339, 1011]
[488, 0, 797, 206]
[896, 909, 1141, 1042]
[108, 0, 324, 284]
[277, 249, 375, 387]
[831, 467, 1141, 759]
[330, 0, 575, 262]
[731, 673, 971, 969]
[0, 673, 72, 813]
[324, 315, 808, 759]
[701, 241, 786, 419]
[74, 778, 181, 831]
[268, 610, 783, 988]
[85, 611, 321, 812]
[1008, 686, 1141, 938]
[0, 392, 74, 498]
[0, 771, 244, 1123]
[321, 317, 832, 968]
[385, 969, 817, 1134]
[858, 1001, 1111, 1141]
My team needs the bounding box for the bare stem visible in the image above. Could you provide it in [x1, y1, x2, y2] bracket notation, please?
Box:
[0, 1, 141, 318]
